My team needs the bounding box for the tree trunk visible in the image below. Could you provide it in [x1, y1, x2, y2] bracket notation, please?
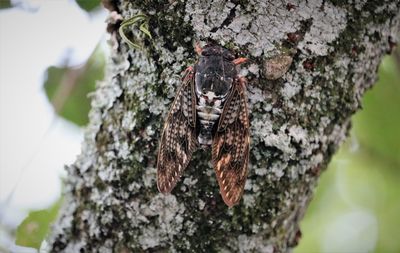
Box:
[49, 1, 400, 252]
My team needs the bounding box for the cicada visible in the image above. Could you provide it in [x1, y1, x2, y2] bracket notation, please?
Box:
[157, 44, 250, 207]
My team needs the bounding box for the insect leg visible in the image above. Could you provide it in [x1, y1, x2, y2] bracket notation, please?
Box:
[181, 66, 194, 81]
[237, 76, 248, 88]
[233, 57, 248, 65]
[195, 43, 203, 55]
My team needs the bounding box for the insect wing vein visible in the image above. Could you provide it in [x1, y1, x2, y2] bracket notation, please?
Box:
[212, 79, 250, 207]
[157, 69, 197, 193]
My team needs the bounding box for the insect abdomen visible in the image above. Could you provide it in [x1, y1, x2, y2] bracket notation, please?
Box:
[196, 94, 223, 146]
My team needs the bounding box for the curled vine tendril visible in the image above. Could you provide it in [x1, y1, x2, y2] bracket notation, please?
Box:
[118, 14, 152, 50]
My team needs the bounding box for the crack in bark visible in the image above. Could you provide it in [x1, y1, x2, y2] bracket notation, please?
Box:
[210, 3, 238, 32]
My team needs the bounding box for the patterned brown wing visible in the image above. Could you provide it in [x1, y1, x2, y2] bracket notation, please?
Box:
[157, 68, 198, 193]
[212, 78, 250, 207]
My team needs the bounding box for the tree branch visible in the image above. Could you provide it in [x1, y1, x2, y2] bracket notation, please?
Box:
[49, 1, 400, 252]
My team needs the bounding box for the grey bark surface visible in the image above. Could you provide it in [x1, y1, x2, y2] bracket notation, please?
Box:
[49, 1, 400, 252]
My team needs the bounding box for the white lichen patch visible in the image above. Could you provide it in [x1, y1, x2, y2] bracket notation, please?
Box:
[183, 176, 198, 186]
[288, 125, 308, 145]
[253, 119, 296, 157]
[142, 167, 156, 188]
[354, 0, 368, 10]
[126, 195, 187, 250]
[138, 226, 162, 249]
[49, 195, 76, 237]
[148, 97, 167, 115]
[239, 67, 249, 77]
[184, 220, 197, 236]
[98, 240, 114, 253]
[116, 141, 130, 159]
[298, 1, 347, 55]
[254, 168, 268, 176]
[91, 79, 122, 110]
[198, 199, 206, 210]
[228, 13, 251, 33]
[121, 111, 137, 131]
[281, 81, 301, 99]
[236, 234, 274, 253]
[243, 194, 255, 208]
[248, 86, 266, 109]
[145, 125, 156, 139]
[248, 63, 260, 76]
[186, 0, 347, 57]
[269, 161, 286, 179]
[244, 178, 253, 191]
[63, 240, 87, 253]
[310, 153, 324, 168]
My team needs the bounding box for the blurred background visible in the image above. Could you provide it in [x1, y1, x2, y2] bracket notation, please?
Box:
[0, 1, 399, 252]
[0, 0, 106, 252]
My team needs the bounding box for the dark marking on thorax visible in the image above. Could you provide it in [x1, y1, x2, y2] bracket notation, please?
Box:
[194, 45, 238, 146]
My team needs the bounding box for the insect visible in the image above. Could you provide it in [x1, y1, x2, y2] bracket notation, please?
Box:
[157, 44, 250, 207]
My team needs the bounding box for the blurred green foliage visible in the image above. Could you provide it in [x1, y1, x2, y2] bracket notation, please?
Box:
[353, 56, 400, 164]
[0, 0, 11, 9]
[295, 54, 400, 253]
[0, 0, 102, 12]
[76, 0, 102, 12]
[44, 46, 105, 126]
[15, 198, 62, 250]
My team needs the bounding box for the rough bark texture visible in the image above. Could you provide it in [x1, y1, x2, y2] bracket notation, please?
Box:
[50, 1, 400, 252]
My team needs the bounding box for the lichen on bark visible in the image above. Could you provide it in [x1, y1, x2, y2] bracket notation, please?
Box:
[49, 0, 400, 252]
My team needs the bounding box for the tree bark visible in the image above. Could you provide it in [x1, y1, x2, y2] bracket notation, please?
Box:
[49, 1, 400, 252]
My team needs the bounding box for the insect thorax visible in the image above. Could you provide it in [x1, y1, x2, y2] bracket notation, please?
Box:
[194, 46, 237, 146]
